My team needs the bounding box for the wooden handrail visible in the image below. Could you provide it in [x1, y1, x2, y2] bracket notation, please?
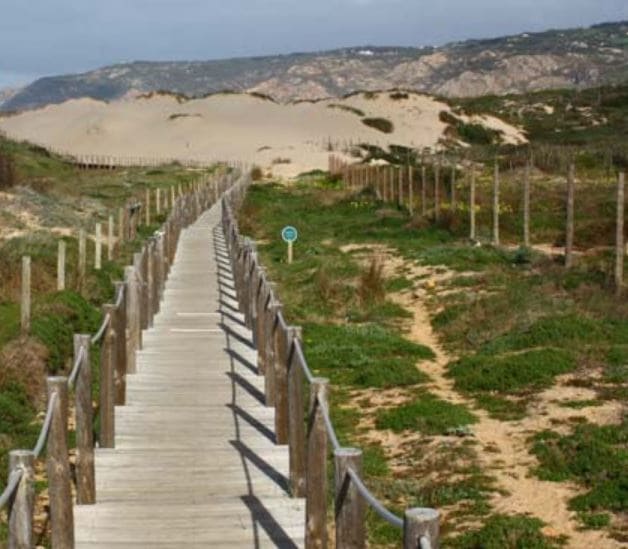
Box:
[221, 180, 442, 549]
[2, 168, 240, 548]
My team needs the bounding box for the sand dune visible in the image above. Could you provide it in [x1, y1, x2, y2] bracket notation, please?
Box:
[0, 91, 526, 177]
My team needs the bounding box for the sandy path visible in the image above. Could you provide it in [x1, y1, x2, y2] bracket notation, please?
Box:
[396, 265, 624, 548]
[344, 245, 624, 548]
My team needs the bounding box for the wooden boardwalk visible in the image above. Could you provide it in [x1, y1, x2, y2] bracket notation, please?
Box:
[74, 203, 305, 548]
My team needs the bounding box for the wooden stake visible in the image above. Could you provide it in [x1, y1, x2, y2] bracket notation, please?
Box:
[46, 377, 74, 548]
[78, 229, 86, 292]
[565, 163, 576, 268]
[95, 223, 102, 270]
[57, 241, 66, 291]
[74, 334, 95, 504]
[108, 215, 114, 260]
[335, 448, 365, 549]
[493, 162, 500, 246]
[523, 161, 531, 247]
[20, 256, 30, 335]
[470, 168, 476, 241]
[403, 508, 440, 549]
[8, 450, 35, 549]
[99, 305, 116, 448]
[615, 173, 625, 296]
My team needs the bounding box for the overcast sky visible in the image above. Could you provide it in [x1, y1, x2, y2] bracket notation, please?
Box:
[1, 0, 627, 88]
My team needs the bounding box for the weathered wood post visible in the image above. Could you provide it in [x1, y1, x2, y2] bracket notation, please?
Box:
[450, 162, 457, 213]
[408, 166, 414, 216]
[20, 256, 30, 335]
[114, 281, 128, 404]
[145, 188, 151, 226]
[95, 222, 102, 270]
[434, 160, 441, 221]
[265, 299, 280, 407]
[403, 508, 440, 549]
[57, 241, 66, 291]
[421, 165, 427, 217]
[118, 207, 125, 245]
[274, 317, 289, 444]
[125, 266, 140, 373]
[108, 215, 114, 260]
[156, 188, 161, 215]
[398, 167, 404, 208]
[523, 161, 531, 247]
[99, 305, 116, 448]
[8, 450, 35, 549]
[287, 326, 306, 497]
[78, 229, 87, 292]
[565, 163, 576, 268]
[469, 167, 476, 241]
[46, 376, 74, 548]
[492, 162, 500, 246]
[615, 172, 625, 296]
[306, 378, 329, 549]
[335, 448, 365, 549]
[74, 334, 95, 504]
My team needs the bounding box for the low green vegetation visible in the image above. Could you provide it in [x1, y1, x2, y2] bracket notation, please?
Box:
[375, 391, 477, 435]
[530, 420, 627, 522]
[362, 117, 394, 134]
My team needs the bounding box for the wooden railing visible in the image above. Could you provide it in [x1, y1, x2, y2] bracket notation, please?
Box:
[0, 169, 241, 548]
[221, 179, 441, 549]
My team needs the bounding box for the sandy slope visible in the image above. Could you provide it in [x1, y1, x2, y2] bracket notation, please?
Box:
[0, 92, 526, 177]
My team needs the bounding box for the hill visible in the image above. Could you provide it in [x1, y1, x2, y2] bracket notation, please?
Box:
[2, 21, 627, 112]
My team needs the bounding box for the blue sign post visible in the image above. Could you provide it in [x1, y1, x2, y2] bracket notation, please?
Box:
[281, 226, 298, 263]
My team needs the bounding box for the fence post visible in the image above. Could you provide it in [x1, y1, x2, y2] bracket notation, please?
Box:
[469, 167, 476, 241]
[287, 326, 305, 497]
[306, 377, 329, 549]
[145, 188, 151, 226]
[523, 161, 531, 247]
[74, 334, 95, 504]
[95, 223, 102, 270]
[492, 163, 500, 246]
[124, 266, 139, 373]
[108, 215, 114, 260]
[78, 229, 86, 292]
[99, 305, 116, 448]
[408, 166, 414, 216]
[274, 312, 289, 444]
[615, 172, 625, 296]
[335, 448, 365, 549]
[118, 207, 125, 245]
[8, 450, 35, 549]
[565, 163, 575, 268]
[46, 376, 74, 548]
[398, 167, 403, 208]
[265, 300, 280, 407]
[114, 281, 128, 404]
[434, 161, 440, 222]
[57, 241, 66, 291]
[450, 162, 457, 213]
[421, 165, 427, 217]
[403, 508, 440, 549]
[20, 256, 31, 335]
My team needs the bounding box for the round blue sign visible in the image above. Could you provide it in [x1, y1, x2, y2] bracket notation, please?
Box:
[281, 226, 298, 243]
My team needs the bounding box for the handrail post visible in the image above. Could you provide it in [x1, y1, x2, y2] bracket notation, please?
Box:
[306, 378, 329, 549]
[8, 450, 35, 549]
[264, 299, 280, 406]
[288, 326, 306, 497]
[74, 334, 95, 504]
[334, 448, 365, 549]
[46, 376, 74, 548]
[403, 508, 440, 549]
[124, 266, 139, 373]
[114, 281, 128, 404]
[273, 306, 289, 444]
[100, 304, 116, 448]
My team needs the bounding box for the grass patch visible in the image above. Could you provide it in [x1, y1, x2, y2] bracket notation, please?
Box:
[304, 323, 433, 388]
[449, 348, 576, 394]
[375, 391, 477, 435]
[449, 514, 563, 548]
[530, 419, 627, 519]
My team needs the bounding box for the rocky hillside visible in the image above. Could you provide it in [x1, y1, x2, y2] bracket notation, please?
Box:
[2, 21, 627, 112]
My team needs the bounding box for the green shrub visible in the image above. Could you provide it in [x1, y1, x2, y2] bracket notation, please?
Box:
[362, 117, 394, 134]
[304, 323, 433, 388]
[449, 348, 576, 395]
[375, 391, 477, 435]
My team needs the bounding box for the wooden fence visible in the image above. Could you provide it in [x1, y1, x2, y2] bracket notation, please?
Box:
[0, 169, 239, 548]
[329, 155, 627, 295]
[222, 180, 441, 548]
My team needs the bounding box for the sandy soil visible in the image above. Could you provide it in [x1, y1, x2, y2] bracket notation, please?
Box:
[0, 92, 526, 178]
[343, 244, 625, 548]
